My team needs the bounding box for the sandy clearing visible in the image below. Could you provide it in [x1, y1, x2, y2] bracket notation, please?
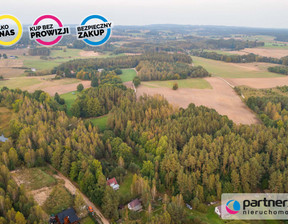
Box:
[226, 76, 288, 89]
[0, 48, 29, 56]
[229, 62, 271, 72]
[14, 76, 91, 95]
[0, 59, 23, 67]
[79, 51, 100, 57]
[11, 170, 52, 207]
[124, 81, 134, 89]
[229, 48, 288, 59]
[48, 165, 109, 224]
[11, 170, 27, 185]
[136, 77, 259, 125]
[124, 53, 142, 56]
[2, 74, 91, 95]
[54, 174, 76, 195]
[0, 67, 25, 78]
[30, 187, 53, 206]
[40, 80, 91, 95]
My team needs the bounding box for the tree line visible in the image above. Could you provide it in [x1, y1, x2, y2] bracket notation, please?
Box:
[52, 52, 194, 80]
[121, 37, 265, 54]
[136, 60, 210, 81]
[268, 66, 288, 75]
[247, 95, 288, 128]
[28, 47, 51, 56]
[192, 50, 288, 65]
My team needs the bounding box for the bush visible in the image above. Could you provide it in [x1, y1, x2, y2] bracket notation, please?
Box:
[133, 76, 141, 87]
[196, 203, 208, 213]
[129, 211, 141, 220]
[114, 69, 122, 75]
[77, 83, 84, 92]
[172, 83, 178, 90]
[0, 75, 3, 80]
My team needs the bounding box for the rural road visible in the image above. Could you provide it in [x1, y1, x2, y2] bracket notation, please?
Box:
[48, 165, 110, 224]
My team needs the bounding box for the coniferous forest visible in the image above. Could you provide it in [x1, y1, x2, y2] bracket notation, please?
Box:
[1, 81, 288, 223]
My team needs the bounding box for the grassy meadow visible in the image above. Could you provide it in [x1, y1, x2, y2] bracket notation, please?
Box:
[192, 56, 283, 78]
[90, 115, 109, 132]
[142, 78, 212, 89]
[119, 68, 137, 82]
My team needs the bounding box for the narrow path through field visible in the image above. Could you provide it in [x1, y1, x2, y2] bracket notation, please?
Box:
[48, 165, 109, 224]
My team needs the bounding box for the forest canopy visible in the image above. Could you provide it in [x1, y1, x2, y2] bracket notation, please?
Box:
[2, 85, 288, 223]
[52, 52, 210, 81]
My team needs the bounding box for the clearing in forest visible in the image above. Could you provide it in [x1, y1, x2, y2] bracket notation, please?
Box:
[136, 77, 259, 125]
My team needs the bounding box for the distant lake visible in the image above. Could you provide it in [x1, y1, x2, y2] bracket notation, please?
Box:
[0, 134, 8, 142]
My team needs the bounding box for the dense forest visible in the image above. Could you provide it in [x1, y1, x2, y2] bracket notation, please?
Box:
[28, 48, 51, 56]
[246, 87, 288, 128]
[70, 84, 135, 118]
[268, 66, 288, 75]
[53, 53, 192, 75]
[136, 61, 210, 81]
[2, 82, 288, 223]
[52, 52, 210, 81]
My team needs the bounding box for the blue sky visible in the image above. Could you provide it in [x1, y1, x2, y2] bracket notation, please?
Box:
[2, 0, 288, 28]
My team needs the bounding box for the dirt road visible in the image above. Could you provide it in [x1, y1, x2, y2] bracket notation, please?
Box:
[49, 165, 110, 224]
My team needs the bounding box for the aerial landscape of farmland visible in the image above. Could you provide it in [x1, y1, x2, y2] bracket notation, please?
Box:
[2, 0, 288, 223]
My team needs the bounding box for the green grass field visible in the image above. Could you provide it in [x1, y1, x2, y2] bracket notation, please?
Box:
[203, 49, 238, 55]
[20, 49, 82, 72]
[192, 56, 283, 78]
[43, 184, 74, 215]
[0, 77, 41, 89]
[263, 42, 288, 49]
[119, 69, 137, 82]
[117, 173, 134, 205]
[60, 91, 79, 116]
[22, 56, 61, 71]
[142, 78, 212, 89]
[90, 115, 109, 132]
[80, 216, 97, 224]
[11, 167, 57, 191]
[187, 206, 223, 224]
[49, 48, 81, 58]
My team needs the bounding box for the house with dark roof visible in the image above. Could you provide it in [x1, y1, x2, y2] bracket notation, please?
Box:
[50, 208, 79, 224]
[107, 177, 120, 190]
[128, 199, 142, 212]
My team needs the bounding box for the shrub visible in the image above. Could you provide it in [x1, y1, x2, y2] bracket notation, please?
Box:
[133, 76, 141, 87]
[172, 82, 178, 90]
[77, 83, 84, 92]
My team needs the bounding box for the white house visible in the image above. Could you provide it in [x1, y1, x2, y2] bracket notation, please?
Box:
[215, 205, 230, 218]
[128, 199, 142, 212]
